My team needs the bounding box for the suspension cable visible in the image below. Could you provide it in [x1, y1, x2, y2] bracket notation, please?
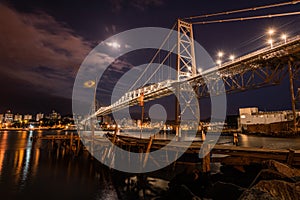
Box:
[192, 11, 300, 25]
[142, 43, 177, 86]
[185, 0, 300, 20]
[128, 22, 177, 91]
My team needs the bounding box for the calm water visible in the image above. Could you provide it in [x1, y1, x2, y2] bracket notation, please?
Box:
[0, 130, 299, 200]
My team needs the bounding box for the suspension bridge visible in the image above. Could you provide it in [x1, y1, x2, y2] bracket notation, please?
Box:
[73, 2, 300, 170]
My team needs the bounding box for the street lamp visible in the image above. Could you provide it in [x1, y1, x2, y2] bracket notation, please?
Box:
[268, 39, 273, 49]
[229, 54, 235, 61]
[267, 28, 275, 48]
[217, 51, 224, 66]
[281, 34, 287, 44]
[218, 51, 224, 58]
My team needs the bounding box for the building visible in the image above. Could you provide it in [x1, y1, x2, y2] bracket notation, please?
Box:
[50, 110, 61, 120]
[4, 110, 13, 123]
[0, 114, 3, 124]
[239, 107, 300, 133]
[14, 114, 22, 122]
[36, 113, 44, 121]
[24, 114, 33, 121]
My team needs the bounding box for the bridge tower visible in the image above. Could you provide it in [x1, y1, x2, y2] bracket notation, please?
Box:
[177, 19, 197, 80]
[175, 19, 199, 137]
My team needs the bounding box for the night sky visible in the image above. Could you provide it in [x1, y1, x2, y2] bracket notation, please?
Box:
[0, 0, 299, 116]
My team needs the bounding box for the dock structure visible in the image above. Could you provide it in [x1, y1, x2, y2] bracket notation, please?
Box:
[32, 133, 300, 170]
[86, 133, 300, 168]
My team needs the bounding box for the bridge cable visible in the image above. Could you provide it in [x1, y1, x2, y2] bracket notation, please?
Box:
[128, 22, 177, 91]
[192, 11, 300, 25]
[184, 0, 300, 20]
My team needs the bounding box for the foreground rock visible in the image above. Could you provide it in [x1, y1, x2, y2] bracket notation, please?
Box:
[262, 160, 300, 179]
[240, 180, 300, 200]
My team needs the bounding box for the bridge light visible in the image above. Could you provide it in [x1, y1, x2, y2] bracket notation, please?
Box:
[216, 59, 222, 66]
[197, 68, 202, 73]
[268, 29, 275, 36]
[281, 34, 287, 44]
[268, 39, 273, 49]
[229, 55, 235, 61]
[217, 51, 224, 58]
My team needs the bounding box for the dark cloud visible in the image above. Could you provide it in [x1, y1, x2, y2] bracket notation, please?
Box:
[110, 0, 166, 12]
[0, 3, 92, 97]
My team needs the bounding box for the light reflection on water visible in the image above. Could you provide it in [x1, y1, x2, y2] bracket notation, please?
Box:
[0, 130, 299, 200]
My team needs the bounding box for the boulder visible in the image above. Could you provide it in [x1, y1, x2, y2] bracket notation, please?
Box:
[250, 169, 296, 187]
[262, 160, 300, 179]
[241, 180, 300, 200]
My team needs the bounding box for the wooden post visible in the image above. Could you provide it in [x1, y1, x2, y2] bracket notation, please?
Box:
[143, 136, 153, 167]
[202, 144, 211, 173]
[287, 149, 295, 166]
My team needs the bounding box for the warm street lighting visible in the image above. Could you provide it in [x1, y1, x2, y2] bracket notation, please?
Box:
[281, 34, 287, 44]
[229, 54, 235, 61]
[268, 29, 275, 36]
[216, 59, 222, 66]
[217, 51, 224, 58]
[267, 28, 275, 48]
[268, 39, 273, 49]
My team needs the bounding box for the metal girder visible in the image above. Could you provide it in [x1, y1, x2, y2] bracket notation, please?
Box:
[195, 62, 288, 98]
[177, 19, 197, 80]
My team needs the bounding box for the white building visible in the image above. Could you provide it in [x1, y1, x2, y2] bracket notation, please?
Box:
[239, 107, 299, 129]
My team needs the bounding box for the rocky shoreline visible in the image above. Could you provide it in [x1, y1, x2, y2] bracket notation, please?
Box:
[156, 160, 300, 200]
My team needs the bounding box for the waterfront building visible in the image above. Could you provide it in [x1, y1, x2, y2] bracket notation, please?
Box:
[0, 114, 3, 123]
[14, 114, 22, 122]
[4, 110, 13, 123]
[36, 113, 44, 121]
[239, 107, 300, 133]
[50, 110, 61, 120]
[24, 114, 32, 121]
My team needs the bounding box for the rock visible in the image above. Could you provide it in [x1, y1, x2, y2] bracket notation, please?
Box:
[240, 189, 281, 200]
[209, 181, 245, 200]
[262, 160, 300, 179]
[250, 169, 296, 187]
[241, 180, 300, 200]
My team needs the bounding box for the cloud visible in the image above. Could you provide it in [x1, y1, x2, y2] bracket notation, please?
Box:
[110, 0, 165, 12]
[0, 3, 92, 96]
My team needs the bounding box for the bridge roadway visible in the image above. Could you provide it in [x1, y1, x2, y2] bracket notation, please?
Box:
[89, 34, 300, 118]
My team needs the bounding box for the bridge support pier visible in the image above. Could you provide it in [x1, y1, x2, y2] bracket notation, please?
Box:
[288, 58, 297, 134]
